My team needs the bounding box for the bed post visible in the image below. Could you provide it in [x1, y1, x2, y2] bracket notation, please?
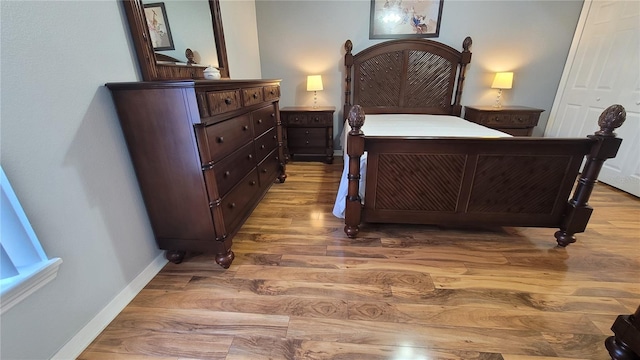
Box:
[344, 105, 365, 238]
[453, 37, 472, 116]
[554, 104, 626, 246]
[344, 40, 354, 120]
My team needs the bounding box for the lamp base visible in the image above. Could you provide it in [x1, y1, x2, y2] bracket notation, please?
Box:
[493, 89, 503, 108]
[312, 91, 319, 108]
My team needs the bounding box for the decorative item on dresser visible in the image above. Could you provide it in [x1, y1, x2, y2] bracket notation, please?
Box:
[106, 79, 286, 268]
[464, 105, 544, 136]
[280, 106, 335, 164]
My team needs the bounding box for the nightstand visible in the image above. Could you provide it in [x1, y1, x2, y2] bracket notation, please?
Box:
[464, 106, 544, 136]
[280, 106, 335, 164]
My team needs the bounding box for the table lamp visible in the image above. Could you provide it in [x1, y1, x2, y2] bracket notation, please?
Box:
[307, 75, 323, 108]
[491, 72, 513, 108]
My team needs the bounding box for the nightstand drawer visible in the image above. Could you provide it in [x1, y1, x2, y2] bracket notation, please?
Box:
[288, 128, 326, 147]
[283, 112, 332, 126]
[482, 114, 537, 127]
[282, 113, 308, 126]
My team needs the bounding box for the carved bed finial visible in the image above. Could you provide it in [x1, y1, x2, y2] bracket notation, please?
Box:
[462, 37, 472, 51]
[345, 40, 353, 54]
[596, 104, 626, 136]
[348, 105, 365, 135]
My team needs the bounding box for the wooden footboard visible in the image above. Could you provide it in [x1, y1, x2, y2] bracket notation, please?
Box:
[343, 105, 626, 246]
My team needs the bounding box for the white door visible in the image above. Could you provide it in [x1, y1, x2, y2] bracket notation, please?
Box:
[546, 0, 640, 197]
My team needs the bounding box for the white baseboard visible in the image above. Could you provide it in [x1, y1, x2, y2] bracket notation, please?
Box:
[52, 253, 167, 359]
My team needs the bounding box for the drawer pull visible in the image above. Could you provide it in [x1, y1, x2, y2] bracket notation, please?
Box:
[270, 90, 275, 94]
[243, 125, 249, 131]
[305, 130, 309, 134]
[224, 171, 230, 177]
[273, 135, 277, 139]
[260, 144, 266, 149]
[253, 93, 258, 99]
[250, 180, 256, 186]
[262, 168, 268, 173]
[257, 119, 263, 124]
[229, 202, 236, 209]
[306, 141, 309, 145]
[225, 98, 232, 105]
[247, 154, 253, 160]
[314, 117, 319, 122]
[217, 136, 224, 143]
[271, 113, 275, 118]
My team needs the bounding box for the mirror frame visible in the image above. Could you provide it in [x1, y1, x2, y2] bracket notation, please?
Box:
[122, 0, 230, 81]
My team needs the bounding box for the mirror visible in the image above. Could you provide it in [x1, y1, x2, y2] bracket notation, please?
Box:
[122, 0, 229, 81]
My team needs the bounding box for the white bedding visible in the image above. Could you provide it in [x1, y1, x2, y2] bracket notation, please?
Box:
[331, 114, 511, 218]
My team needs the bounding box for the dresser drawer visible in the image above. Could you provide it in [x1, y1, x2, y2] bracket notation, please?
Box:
[255, 127, 278, 162]
[263, 85, 280, 101]
[206, 90, 241, 116]
[258, 149, 280, 188]
[252, 105, 277, 137]
[221, 169, 260, 232]
[243, 87, 264, 107]
[202, 114, 252, 163]
[288, 128, 326, 148]
[213, 142, 257, 197]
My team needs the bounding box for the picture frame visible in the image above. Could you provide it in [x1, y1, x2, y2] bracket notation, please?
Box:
[143, 2, 175, 51]
[369, 0, 444, 39]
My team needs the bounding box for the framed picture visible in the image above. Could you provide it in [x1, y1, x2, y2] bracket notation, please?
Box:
[143, 2, 175, 51]
[370, 0, 444, 39]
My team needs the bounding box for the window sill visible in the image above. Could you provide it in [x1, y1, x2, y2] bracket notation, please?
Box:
[1, 257, 63, 315]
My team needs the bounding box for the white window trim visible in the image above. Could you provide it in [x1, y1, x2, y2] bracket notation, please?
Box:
[0, 166, 63, 315]
[0, 257, 62, 315]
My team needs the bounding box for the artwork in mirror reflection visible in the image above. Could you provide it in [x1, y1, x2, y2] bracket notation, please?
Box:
[142, 0, 219, 67]
[144, 2, 175, 50]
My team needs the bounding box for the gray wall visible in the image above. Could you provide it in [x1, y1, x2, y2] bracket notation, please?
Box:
[255, 0, 584, 138]
[0, 1, 261, 359]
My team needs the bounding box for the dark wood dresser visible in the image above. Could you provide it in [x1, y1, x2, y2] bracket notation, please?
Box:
[106, 79, 285, 268]
[280, 106, 335, 164]
[464, 105, 544, 136]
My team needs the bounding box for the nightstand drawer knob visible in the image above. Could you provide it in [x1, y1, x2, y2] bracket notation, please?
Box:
[260, 145, 266, 149]
[243, 125, 249, 131]
[217, 136, 224, 143]
[225, 98, 232, 105]
[224, 171, 230, 177]
[229, 202, 236, 208]
[247, 154, 253, 160]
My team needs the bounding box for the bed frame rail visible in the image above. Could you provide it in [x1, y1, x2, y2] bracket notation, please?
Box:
[344, 105, 626, 246]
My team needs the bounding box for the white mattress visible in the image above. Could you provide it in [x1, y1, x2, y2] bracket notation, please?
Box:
[332, 114, 511, 218]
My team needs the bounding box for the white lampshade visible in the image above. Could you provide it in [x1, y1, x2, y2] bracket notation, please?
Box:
[306, 75, 323, 92]
[491, 72, 513, 89]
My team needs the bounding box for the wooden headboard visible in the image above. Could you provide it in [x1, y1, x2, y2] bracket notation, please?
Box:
[343, 37, 472, 118]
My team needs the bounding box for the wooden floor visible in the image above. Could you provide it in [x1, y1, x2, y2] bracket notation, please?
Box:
[80, 160, 640, 360]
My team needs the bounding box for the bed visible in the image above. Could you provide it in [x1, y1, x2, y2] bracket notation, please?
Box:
[334, 37, 626, 246]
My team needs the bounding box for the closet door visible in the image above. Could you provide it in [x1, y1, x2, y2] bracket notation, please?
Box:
[546, 0, 639, 197]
